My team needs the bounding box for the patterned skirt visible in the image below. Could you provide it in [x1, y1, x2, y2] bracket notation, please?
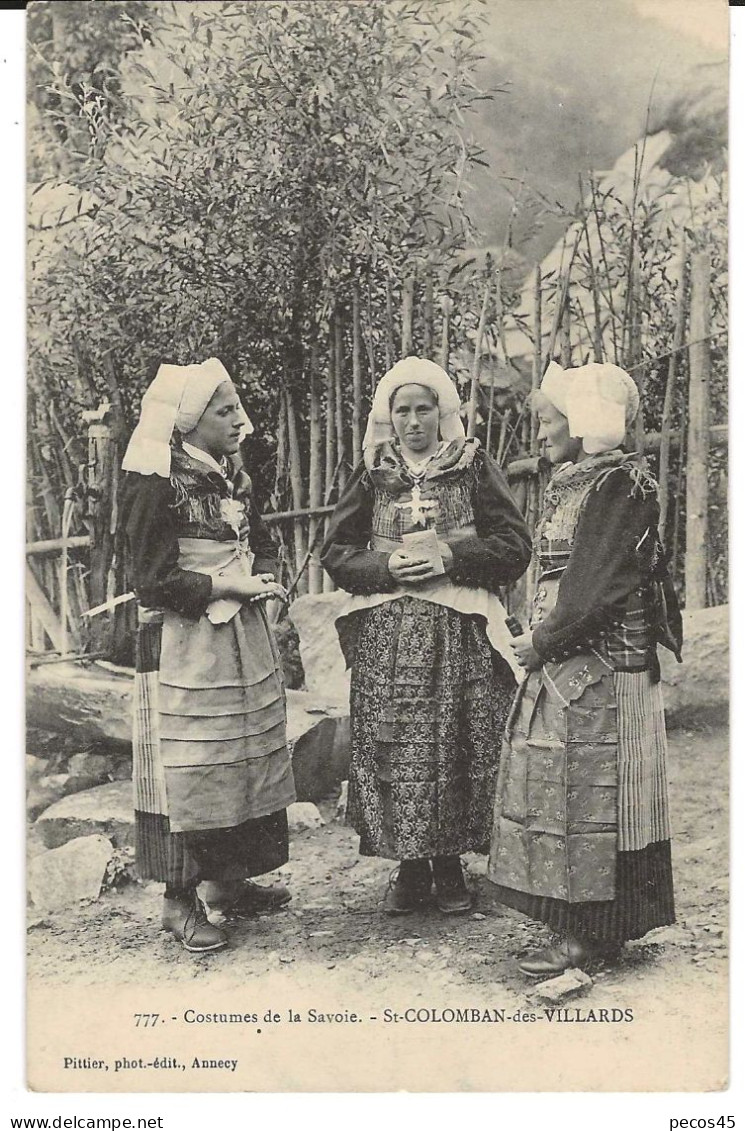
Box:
[489, 666, 675, 943]
[347, 596, 516, 860]
[133, 610, 292, 888]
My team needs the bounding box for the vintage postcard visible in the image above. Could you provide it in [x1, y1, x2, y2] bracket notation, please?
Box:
[23, 0, 730, 1096]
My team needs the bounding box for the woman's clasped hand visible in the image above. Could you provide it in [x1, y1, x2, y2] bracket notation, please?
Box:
[387, 543, 453, 583]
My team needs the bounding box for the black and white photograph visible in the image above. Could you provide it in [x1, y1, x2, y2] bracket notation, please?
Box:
[19, 0, 731, 1098]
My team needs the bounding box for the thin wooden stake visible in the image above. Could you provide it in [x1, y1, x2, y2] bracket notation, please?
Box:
[684, 250, 712, 609]
[352, 283, 363, 468]
[467, 267, 492, 438]
[658, 244, 688, 539]
[401, 274, 415, 358]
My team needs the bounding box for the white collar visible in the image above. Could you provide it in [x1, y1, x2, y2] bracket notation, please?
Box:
[182, 442, 227, 478]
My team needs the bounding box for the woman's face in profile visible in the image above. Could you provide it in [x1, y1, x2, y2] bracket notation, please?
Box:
[390, 383, 439, 455]
[185, 381, 245, 459]
[536, 400, 579, 464]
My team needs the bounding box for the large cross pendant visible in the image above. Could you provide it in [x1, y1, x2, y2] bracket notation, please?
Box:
[395, 483, 439, 528]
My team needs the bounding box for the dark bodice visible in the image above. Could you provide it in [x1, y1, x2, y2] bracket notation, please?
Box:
[321, 438, 532, 597]
[530, 452, 682, 674]
[123, 448, 278, 619]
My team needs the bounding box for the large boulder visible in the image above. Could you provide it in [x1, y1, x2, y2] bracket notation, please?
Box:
[288, 592, 351, 706]
[35, 780, 135, 849]
[27, 663, 349, 800]
[26, 661, 133, 747]
[28, 835, 114, 911]
[659, 604, 728, 727]
[286, 690, 349, 801]
[32, 691, 349, 851]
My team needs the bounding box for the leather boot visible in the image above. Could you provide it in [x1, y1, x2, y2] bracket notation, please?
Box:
[383, 859, 433, 915]
[202, 879, 292, 919]
[161, 890, 229, 953]
[518, 936, 621, 978]
[432, 855, 473, 914]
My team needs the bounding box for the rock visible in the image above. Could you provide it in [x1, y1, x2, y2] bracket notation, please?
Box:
[287, 801, 325, 832]
[659, 604, 728, 727]
[26, 755, 48, 782]
[35, 780, 134, 850]
[66, 751, 118, 783]
[286, 690, 349, 801]
[27, 835, 113, 910]
[29, 663, 349, 804]
[288, 592, 351, 705]
[26, 774, 73, 821]
[640, 924, 695, 947]
[532, 969, 593, 1003]
[26, 661, 134, 746]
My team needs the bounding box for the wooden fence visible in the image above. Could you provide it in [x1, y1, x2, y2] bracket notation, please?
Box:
[26, 248, 727, 662]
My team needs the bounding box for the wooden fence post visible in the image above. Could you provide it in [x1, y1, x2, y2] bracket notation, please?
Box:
[83, 401, 115, 654]
[467, 269, 492, 438]
[351, 283, 363, 467]
[684, 250, 711, 609]
[308, 344, 323, 595]
[658, 243, 688, 540]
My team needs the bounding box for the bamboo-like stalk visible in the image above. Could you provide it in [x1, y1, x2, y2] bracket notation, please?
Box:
[351, 282, 363, 467]
[334, 309, 347, 490]
[323, 330, 337, 594]
[307, 343, 323, 595]
[658, 244, 688, 539]
[385, 276, 394, 370]
[588, 176, 621, 364]
[439, 295, 452, 372]
[401, 274, 415, 357]
[364, 275, 378, 395]
[543, 225, 584, 371]
[283, 375, 308, 594]
[531, 265, 542, 453]
[423, 264, 434, 359]
[560, 297, 573, 367]
[628, 252, 647, 455]
[485, 373, 497, 455]
[685, 250, 712, 609]
[324, 328, 336, 499]
[467, 269, 492, 438]
[274, 384, 288, 510]
[577, 175, 605, 364]
[496, 407, 511, 465]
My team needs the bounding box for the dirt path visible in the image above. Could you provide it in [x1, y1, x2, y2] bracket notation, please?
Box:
[26, 719, 728, 1090]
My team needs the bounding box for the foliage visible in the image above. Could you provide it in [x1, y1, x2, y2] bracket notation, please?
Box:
[28, 0, 492, 506]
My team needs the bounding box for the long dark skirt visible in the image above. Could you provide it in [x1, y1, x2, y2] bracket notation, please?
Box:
[347, 597, 515, 860]
[134, 614, 289, 889]
[490, 841, 674, 944]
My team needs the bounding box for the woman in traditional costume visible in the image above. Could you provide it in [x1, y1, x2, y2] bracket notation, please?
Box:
[488, 361, 682, 976]
[122, 359, 296, 953]
[320, 357, 531, 914]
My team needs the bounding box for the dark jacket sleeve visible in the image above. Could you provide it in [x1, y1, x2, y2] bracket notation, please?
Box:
[320, 462, 397, 595]
[248, 495, 280, 578]
[531, 469, 657, 661]
[446, 452, 532, 591]
[125, 475, 213, 619]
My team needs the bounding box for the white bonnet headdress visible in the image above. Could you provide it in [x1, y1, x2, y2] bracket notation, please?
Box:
[539, 361, 640, 455]
[363, 356, 465, 451]
[122, 357, 253, 477]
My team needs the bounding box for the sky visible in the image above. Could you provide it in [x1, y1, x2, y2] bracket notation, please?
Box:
[633, 0, 729, 53]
